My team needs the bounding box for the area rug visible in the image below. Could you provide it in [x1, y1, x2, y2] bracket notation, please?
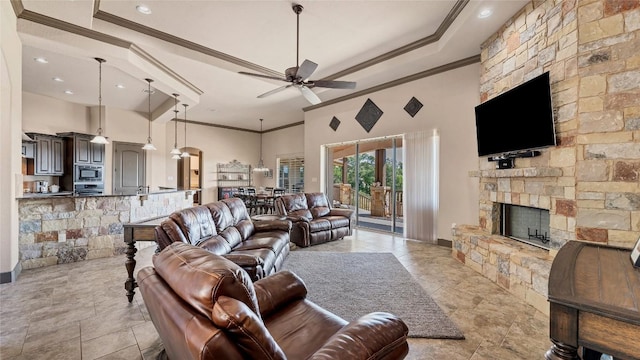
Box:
[282, 251, 465, 339]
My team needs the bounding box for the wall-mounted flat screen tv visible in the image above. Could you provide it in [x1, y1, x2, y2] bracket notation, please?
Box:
[474, 71, 556, 157]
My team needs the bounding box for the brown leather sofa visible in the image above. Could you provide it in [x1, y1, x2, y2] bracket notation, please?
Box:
[154, 197, 291, 280]
[138, 242, 409, 360]
[274, 192, 354, 247]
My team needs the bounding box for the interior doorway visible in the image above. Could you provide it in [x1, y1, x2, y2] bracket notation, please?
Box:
[177, 147, 202, 205]
[113, 141, 145, 195]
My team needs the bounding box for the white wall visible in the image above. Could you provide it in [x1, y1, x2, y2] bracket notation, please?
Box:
[1, 1, 23, 280]
[304, 64, 481, 241]
[259, 124, 304, 189]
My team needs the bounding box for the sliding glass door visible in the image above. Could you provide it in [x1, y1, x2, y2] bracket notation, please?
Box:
[326, 136, 403, 234]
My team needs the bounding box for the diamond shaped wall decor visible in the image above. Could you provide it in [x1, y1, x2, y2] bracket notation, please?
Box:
[329, 116, 341, 131]
[355, 99, 383, 133]
[404, 97, 423, 117]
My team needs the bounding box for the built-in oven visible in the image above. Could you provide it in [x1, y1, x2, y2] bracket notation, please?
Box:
[75, 165, 103, 183]
[74, 183, 104, 195]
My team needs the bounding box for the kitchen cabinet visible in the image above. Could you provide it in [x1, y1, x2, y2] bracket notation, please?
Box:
[74, 135, 104, 165]
[31, 134, 64, 176]
[21, 142, 35, 158]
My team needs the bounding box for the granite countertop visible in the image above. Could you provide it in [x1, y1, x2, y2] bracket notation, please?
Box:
[17, 188, 199, 200]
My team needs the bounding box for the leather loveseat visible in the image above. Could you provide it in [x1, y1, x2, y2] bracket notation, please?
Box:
[274, 192, 354, 247]
[154, 197, 291, 280]
[138, 242, 409, 360]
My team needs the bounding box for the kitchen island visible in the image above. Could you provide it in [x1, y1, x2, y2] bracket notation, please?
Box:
[17, 189, 196, 269]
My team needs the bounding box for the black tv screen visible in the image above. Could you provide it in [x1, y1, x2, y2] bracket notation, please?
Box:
[474, 71, 556, 157]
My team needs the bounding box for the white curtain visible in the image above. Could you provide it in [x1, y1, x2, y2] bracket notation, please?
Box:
[404, 130, 439, 242]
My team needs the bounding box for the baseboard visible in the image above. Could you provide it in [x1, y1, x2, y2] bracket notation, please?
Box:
[0, 261, 22, 284]
[437, 238, 453, 248]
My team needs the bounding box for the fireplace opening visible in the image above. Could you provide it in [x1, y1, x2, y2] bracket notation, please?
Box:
[501, 204, 551, 250]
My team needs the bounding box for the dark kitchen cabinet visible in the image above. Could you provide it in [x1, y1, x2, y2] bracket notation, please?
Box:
[74, 135, 104, 165]
[31, 135, 64, 176]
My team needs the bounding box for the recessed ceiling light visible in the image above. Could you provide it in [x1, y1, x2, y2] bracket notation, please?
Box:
[115, 84, 126, 89]
[478, 9, 493, 18]
[64, 90, 74, 95]
[136, 4, 152, 15]
[208, 108, 216, 112]
[142, 88, 155, 94]
[34, 57, 48, 64]
[52, 77, 64, 82]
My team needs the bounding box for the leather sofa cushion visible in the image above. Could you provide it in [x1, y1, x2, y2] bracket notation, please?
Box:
[239, 233, 289, 255]
[308, 218, 331, 232]
[154, 242, 260, 321]
[206, 201, 235, 233]
[306, 193, 331, 218]
[169, 205, 217, 246]
[212, 296, 287, 360]
[290, 209, 312, 220]
[222, 197, 252, 223]
[324, 216, 350, 229]
[198, 235, 233, 255]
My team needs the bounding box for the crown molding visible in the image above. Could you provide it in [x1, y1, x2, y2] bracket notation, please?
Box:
[303, 54, 481, 112]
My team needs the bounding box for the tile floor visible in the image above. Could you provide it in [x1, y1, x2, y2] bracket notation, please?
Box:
[0, 229, 551, 359]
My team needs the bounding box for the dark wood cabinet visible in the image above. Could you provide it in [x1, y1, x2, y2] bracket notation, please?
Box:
[32, 135, 64, 176]
[74, 135, 104, 165]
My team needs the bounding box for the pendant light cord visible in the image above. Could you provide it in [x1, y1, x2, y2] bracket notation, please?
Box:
[147, 79, 152, 142]
[183, 104, 189, 150]
[260, 118, 264, 161]
[173, 94, 179, 148]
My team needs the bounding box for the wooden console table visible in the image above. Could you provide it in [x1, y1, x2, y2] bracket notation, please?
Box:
[546, 241, 640, 360]
[123, 215, 167, 302]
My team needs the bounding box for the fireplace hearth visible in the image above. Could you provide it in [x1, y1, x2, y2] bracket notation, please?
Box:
[501, 204, 551, 250]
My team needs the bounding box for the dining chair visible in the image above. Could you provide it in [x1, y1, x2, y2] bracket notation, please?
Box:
[246, 188, 257, 214]
[265, 188, 285, 214]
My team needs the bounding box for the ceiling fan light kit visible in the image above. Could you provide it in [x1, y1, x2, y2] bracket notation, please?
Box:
[239, 3, 356, 105]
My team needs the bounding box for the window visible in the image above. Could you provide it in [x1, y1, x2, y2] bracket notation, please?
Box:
[278, 156, 304, 193]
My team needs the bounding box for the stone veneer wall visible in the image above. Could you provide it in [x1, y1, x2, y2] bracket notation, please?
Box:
[18, 191, 194, 269]
[453, 0, 640, 314]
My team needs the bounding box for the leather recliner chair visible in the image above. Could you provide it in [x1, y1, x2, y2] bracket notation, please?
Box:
[138, 242, 409, 360]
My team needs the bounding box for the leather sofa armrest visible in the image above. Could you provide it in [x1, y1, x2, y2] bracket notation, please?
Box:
[286, 215, 310, 223]
[329, 208, 354, 218]
[222, 253, 264, 280]
[222, 253, 264, 267]
[254, 271, 307, 317]
[308, 312, 409, 360]
[254, 220, 292, 233]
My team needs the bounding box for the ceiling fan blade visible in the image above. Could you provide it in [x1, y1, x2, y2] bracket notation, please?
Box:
[310, 80, 357, 89]
[298, 85, 321, 105]
[239, 71, 286, 82]
[257, 85, 293, 99]
[296, 59, 318, 81]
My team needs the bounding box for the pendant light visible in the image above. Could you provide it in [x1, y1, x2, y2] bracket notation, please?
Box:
[142, 78, 157, 151]
[180, 103, 190, 158]
[253, 118, 269, 172]
[170, 93, 181, 159]
[90, 58, 109, 144]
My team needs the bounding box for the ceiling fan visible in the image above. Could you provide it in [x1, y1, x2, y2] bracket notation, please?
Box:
[239, 4, 356, 105]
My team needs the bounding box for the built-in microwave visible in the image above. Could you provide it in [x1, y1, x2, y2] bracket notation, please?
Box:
[75, 164, 103, 183]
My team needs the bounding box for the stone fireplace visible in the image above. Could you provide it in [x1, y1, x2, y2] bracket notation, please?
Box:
[501, 204, 551, 250]
[451, 0, 640, 316]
